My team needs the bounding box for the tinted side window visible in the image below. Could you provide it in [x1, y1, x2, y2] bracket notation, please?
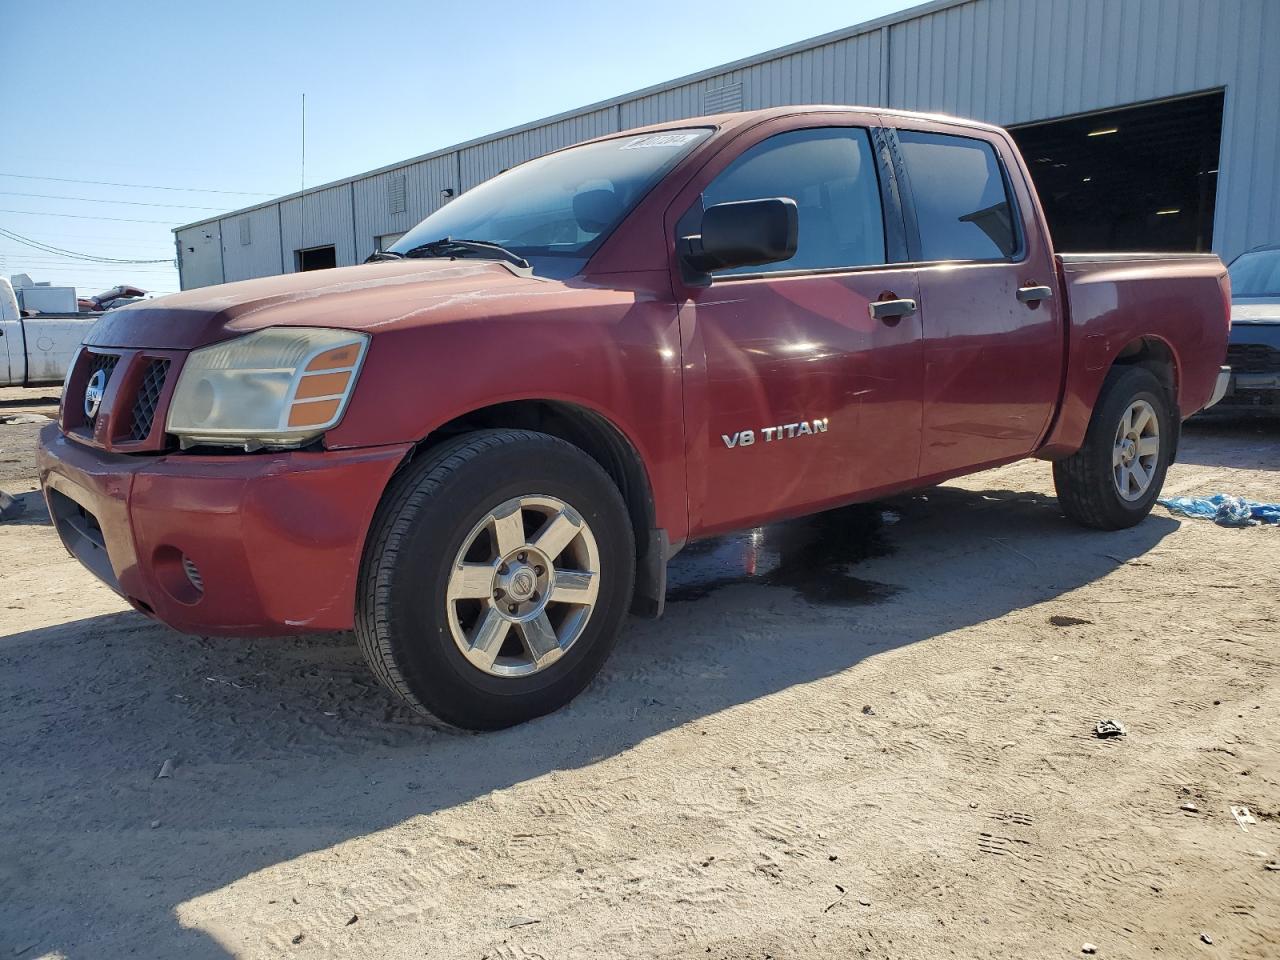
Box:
[897, 131, 1018, 261]
[701, 128, 886, 274]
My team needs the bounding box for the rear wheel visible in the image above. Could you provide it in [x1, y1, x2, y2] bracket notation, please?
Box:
[356, 430, 635, 730]
[1053, 364, 1174, 530]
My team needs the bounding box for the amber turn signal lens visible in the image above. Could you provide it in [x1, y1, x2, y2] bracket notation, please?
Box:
[288, 398, 342, 427]
[294, 371, 351, 400]
[306, 344, 362, 371]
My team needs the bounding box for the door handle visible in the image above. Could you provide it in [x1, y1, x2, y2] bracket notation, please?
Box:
[1016, 284, 1053, 303]
[868, 297, 918, 320]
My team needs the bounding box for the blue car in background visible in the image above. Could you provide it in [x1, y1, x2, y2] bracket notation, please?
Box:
[1219, 244, 1280, 415]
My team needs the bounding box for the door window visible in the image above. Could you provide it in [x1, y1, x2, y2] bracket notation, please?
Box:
[700, 127, 887, 275]
[897, 131, 1020, 262]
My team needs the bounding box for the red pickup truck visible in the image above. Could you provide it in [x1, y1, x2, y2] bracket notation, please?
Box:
[39, 106, 1231, 729]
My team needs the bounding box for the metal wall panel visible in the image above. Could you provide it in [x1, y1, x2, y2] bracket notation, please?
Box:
[175, 224, 223, 289]
[458, 107, 618, 190]
[278, 183, 356, 272]
[619, 32, 885, 129]
[1216, 0, 1279, 257]
[887, 0, 1226, 125]
[179, 0, 1279, 287]
[351, 154, 459, 262]
[219, 204, 282, 281]
[883, 0, 1278, 260]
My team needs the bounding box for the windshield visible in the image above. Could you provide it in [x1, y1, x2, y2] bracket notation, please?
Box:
[389, 129, 712, 278]
[1229, 248, 1280, 298]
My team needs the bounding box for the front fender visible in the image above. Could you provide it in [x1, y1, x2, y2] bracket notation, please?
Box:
[323, 275, 688, 540]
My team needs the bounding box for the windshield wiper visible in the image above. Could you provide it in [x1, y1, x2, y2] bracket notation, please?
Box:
[364, 249, 404, 263]
[401, 237, 530, 269]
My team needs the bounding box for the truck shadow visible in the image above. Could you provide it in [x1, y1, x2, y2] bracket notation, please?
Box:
[0, 484, 1177, 958]
[1177, 414, 1279, 467]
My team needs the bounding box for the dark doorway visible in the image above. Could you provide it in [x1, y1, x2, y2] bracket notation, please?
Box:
[296, 245, 337, 271]
[1009, 91, 1224, 253]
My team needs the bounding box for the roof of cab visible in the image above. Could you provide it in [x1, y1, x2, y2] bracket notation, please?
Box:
[175, 102, 1006, 234]
[609, 104, 1005, 139]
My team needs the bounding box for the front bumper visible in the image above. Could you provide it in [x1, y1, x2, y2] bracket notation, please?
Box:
[37, 424, 411, 636]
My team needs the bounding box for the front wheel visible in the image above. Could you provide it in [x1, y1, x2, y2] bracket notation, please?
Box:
[1053, 364, 1174, 530]
[355, 430, 635, 730]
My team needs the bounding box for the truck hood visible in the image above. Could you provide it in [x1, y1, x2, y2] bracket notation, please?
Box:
[83, 258, 552, 350]
[1231, 297, 1280, 325]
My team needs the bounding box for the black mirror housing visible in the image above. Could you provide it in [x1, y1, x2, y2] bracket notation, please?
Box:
[680, 198, 799, 278]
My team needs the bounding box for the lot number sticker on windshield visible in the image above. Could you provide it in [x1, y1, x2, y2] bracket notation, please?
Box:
[620, 133, 703, 150]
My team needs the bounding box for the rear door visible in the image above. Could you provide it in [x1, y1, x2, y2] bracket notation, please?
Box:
[888, 123, 1064, 477]
[671, 117, 924, 536]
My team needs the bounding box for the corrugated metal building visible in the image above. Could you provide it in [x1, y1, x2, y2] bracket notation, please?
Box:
[174, 0, 1280, 289]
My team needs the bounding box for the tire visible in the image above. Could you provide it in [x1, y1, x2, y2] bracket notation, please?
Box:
[356, 429, 635, 730]
[1053, 364, 1174, 530]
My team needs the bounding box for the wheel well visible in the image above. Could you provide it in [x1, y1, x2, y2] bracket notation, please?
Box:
[1114, 336, 1178, 408]
[411, 400, 665, 613]
[1112, 335, 1181, 460]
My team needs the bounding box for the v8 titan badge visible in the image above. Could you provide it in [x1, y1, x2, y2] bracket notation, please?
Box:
[722, 418, 829, 448]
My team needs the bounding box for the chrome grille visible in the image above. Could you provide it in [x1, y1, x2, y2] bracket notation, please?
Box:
[128, 359, 170, 442]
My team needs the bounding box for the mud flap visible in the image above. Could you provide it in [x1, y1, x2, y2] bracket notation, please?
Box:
[630, 527, 668, 619]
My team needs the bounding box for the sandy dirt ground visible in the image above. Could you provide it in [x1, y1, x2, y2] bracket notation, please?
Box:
[1, 385, 1277, 960]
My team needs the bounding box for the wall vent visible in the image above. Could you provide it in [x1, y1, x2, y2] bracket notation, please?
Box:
[703, 81, 743, 114]
[238, 218, 251, 245]
[388, 174, 407, 215]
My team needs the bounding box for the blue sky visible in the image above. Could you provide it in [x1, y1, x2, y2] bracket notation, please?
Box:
[1, 0, 912, 296]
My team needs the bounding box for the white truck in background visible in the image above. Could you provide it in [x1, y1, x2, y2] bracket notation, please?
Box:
[0, 277, 98, 386]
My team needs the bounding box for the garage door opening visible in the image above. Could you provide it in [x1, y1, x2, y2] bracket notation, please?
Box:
[1009, 90, 1223, 253]
[296, 245, 337, 272]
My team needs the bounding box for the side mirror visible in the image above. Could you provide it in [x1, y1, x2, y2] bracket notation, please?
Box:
[679, 197, 798, 278]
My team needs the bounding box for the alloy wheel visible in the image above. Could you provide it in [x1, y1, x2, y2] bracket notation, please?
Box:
[1112, 399, 1160, 501]
[445, 495, 600, 677]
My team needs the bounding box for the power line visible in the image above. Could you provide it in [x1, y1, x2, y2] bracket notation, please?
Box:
[0, 252, 172, 268]
[0, 233, 173, 247]
[0, 250, 173, 260]
[0, 226, 175, 242]
[2, 232, 173, 243]
[1, 243, 174, 253]
[1, 241, 175, 253]
[2, 271, 179, 277]
[1, 257, 177, 269]
[0, 171, 279, 196]
[0, 190, 226, 211]
[0, 209, 182, 224]
[0, 256, 178, 269]
[0, 226, 175, 263]
[0, 254, 176, 268]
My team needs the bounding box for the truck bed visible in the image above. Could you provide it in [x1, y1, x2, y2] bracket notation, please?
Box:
[1037, 251, 1230, 457]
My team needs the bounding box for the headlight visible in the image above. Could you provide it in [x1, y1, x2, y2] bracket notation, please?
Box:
[166, 327, 369, 450]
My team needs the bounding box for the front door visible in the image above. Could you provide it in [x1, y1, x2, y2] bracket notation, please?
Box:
[890, 126, 1065, 477]
[675, 123, 924, 537]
